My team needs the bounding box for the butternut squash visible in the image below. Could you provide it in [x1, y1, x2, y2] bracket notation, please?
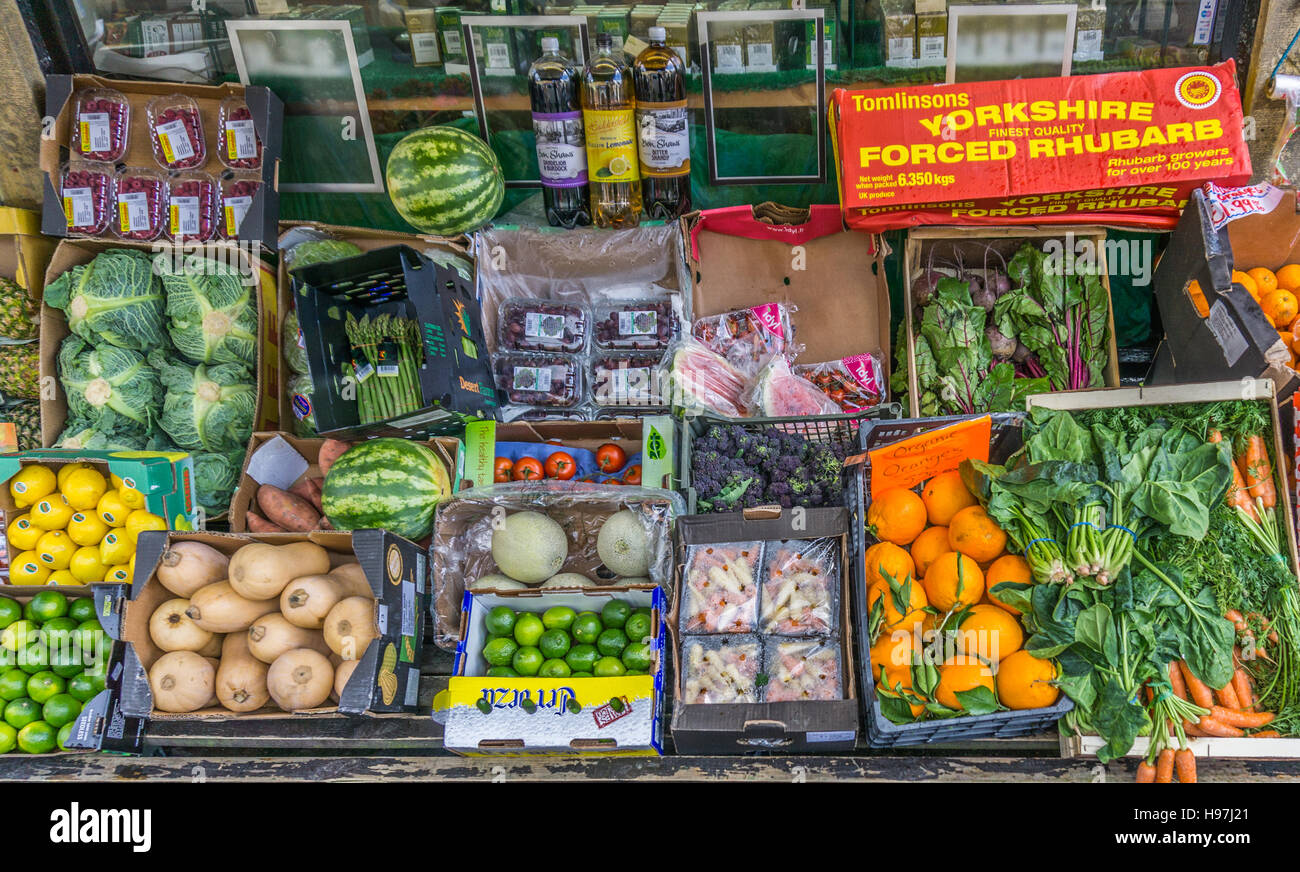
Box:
[148, 598, 214, 652]
[156, 541, 231, 598]
[247, 613, 331, 664]
[280, 574, 345, 629]
[328, 562, 373, 599]
[216, 633, 269, 713]
[267, 648, 334, 712]
[197, 633, 224, 658]
[332, 659, 360, 702]
[323, 596, 378, 661]
[149, 651, 216, 713]
[228, 541, 331, 601]
[185, 582, 279, 633]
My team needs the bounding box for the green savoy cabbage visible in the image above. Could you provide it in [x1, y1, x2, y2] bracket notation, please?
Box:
[155, 254, 258, 366]
[150, 351, 255, 453]
[55, 411, 149, 451]
[44, 249, 166, 351]
[192, 450, 244, 517]
[59, 336, 162, 431]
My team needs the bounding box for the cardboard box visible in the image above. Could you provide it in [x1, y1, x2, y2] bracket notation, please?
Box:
[38, 237, 279, 449]
[899, 225, 1122, 417]
[683, 203, 891, 384]
[669, 507, 859, 753]
[95, 528, 426, 730]
[1027, 380, 1300, 760]
[443, 585, 666, 756]
[0, 205, 56, 341]
[461, 416, 675, 490]
[831, 62, 1253, 233]
[41, 75, 283, 249]
[1147, 185, 1300, 404]
[227, 430, 464, 532]
[406, 8, 444, 67]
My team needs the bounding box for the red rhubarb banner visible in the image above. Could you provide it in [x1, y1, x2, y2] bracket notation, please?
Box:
[831, 61, 1251, 233]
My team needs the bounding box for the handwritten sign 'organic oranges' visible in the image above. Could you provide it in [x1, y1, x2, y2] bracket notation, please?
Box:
[868, 416, 992, 498]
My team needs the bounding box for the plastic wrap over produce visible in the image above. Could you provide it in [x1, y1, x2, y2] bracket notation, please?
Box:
[430, 482, 685, 648]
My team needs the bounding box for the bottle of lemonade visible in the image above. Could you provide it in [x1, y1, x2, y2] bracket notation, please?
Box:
[634, 26, 690, 219]
[581, 32, 642, 228]
[529, 37, 591, 228]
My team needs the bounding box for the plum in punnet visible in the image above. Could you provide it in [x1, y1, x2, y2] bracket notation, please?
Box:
[59, 162, 113, 236]
[493, 352, 582, 407]
[113, 167, 167, 241]
[70, 88, 129, 163]
[147, 94, 206, 170]
[498, 300, 588, 353]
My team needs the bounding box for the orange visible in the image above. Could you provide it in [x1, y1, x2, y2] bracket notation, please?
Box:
[867, 577, 928, 633]
[996, 650, 1061, 710]
[935, 655, 995, 710]
[948, 505, 1007, 563]
[1276, 263, 1300, 292]
[1261, 288, 1298, 329]
[985, 554, 1031, 615]
[1233, 270, 1259, 300]
[867, 487, 927, 546]
[870, 629, 919, 673]
[877, 663, 925, 718]
[1248, 267, 1279, 297]
[1282, 331, 1295, 352]
[1291, 333, 1300, 357]
[923, 551, 985, 613]
[955, 604, 1024, 662]
[1186, 279, 1210, 318]
[864, 541, 916, 590]
[909, 525, 950, 578]
[920, 470, 978, 526]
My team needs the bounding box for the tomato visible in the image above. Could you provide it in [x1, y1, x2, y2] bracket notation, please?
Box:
[595, 443, 627, 473]
[622, 464, 642, 486]
[512, 457, 544, 481]
[493, 457, 514, 483]
[544, 451, 576, 480]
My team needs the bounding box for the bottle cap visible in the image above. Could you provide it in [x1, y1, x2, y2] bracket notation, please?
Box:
[596, 32, 613, 49]
[541, 37, 559, 52]
[648, 26, 666, 41]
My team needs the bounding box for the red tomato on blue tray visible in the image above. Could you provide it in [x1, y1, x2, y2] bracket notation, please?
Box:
[596, 443, 627, 473]
[622, 464, 642, 486]
[493, 457, 513, 483]
[512, 456, 544, 481]
[544, 451, 576, 480]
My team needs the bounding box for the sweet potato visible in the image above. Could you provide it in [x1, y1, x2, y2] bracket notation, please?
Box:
[257, 484, 321, 532]
[246, 511, 287, 533]
[290, 476, 324, 512]
[318, 439, 352, 478]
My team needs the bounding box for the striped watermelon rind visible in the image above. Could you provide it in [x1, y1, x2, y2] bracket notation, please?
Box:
[385, 126, 505, 236]
[321, 438, 451, 540]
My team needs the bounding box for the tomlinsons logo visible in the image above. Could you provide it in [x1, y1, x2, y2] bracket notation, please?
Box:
[49, 803, 151, 853]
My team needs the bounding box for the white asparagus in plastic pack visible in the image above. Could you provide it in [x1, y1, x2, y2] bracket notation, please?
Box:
[681, 634, 763, 704]
[680, 541, 763, 634]
[759, 538, 839, 637]
[763, 638, 842, 702]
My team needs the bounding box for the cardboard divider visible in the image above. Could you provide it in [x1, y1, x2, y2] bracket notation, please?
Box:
[0, 207, 56, 317]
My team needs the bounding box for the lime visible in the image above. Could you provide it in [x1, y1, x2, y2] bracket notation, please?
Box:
[571, 671, 593, 678]
[0, 668, 27, 701]
[624, 612, 653, 645]
[621, 642, 653, 672]
[485, 666, 519, 678]
[3, 697, 40, 730]
[632, 607, 652, 618]
[49, 646, 83, 679]
[57, 722, 74, 751]
[42, 616, 78, 635]
[42, 694, 81, 728]
[16, 720, 56, 754]
[538, 629, 571, 661]
[24, 591, 68, 624]
[0, 722, 14, 753]
[0, 598, 20, 630]
[484, 606, 517, 638]
[541, 606, 577, 632]
[511, 645, 544, 676]
[600, 599, 632, 629]
[18, 643, 49, 675]
[513, 613, 545, 648]
[1, 620, 38, 652]
[482, 636, 519, 668]
[596, 628, 629, 658]
[592, 656, 627, 677]
[26, 671, 64, 705]
[76, 621, 106, 664]
[538, 658, 571, 678]
[565, 644, 599, 674]
[87, 670, 106, 696]
[67, 598, 96, 625]
[572, 612, 603, 645]
[67, 673, 97, 703]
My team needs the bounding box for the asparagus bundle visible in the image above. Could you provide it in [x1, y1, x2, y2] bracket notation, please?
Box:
[345, 312, 424, 424]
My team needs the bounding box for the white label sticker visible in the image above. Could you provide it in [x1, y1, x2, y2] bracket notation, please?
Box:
[118, 191, 151, 232]
[525, 311, 566, 339]
[80, 112, 111, 154]
[411, 30, 441, 64]
[170, 195, 200, 238]
[920, 35, 946, 60]
[746, 42, 774, 69]
[618, 310, 656, 336]
[486, 41, 511, 69]
[223, 195, 252, 236]
[636, 105, 689, 170]
[513, 365, 553, 392]
[1207, 299, 1249, 367]
[225, 118, 258, 160]
[887, 36, 914, 61]
[714, 43, 743, 71]
[401, 579, 416, 636]
[156, 118, 195, 162]
[806, 730, 855, 744]
[64, 187, 94, 228]
[442, 29, 463, 56]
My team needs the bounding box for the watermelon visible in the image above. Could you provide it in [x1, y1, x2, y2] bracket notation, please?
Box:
[321, 438, 452, 540]
[385, 126, 505, 236]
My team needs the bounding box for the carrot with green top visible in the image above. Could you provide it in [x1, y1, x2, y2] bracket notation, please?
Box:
[1179, 661, 1215, 709]
[1239, 434, 1276, 506]
[1136, 760, 1157, 783]
[1174, 748, 1197, 783]
[1214, 430, 1262, 522]
[1208, 706, 1274, 728]
[1155, 747, 1176, 782]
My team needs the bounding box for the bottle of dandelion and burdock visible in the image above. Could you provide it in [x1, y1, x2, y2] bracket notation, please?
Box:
[528, 37, 591, 228]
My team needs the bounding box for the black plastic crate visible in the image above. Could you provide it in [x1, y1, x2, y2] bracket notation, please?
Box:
[678, 404, 903, 514]
[849, 413, 1074, 749]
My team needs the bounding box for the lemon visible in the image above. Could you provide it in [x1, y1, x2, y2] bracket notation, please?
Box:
[105, 565, 132, 584]
[9, 465, 55, 509]
[30, 495, 74, 531]
[128, 552, 136, 579]
[9, 551, 49, 584]
[57, 463, 95, 491]
[98, 530, 133, 567]
[66, 512, 108, 548]
[46, 570, 82, 587]
[117, 485, 145, 511]
[68, 547, 107, 584]
[608, 156, 631, 175]
[125, 509, 166, 541]
[110, 473, 124, 490]
[62, 468, 108, 512]
[96, 491, 128, 528]
[35, 531, 73, 570]
[6, 514, 42, 552]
